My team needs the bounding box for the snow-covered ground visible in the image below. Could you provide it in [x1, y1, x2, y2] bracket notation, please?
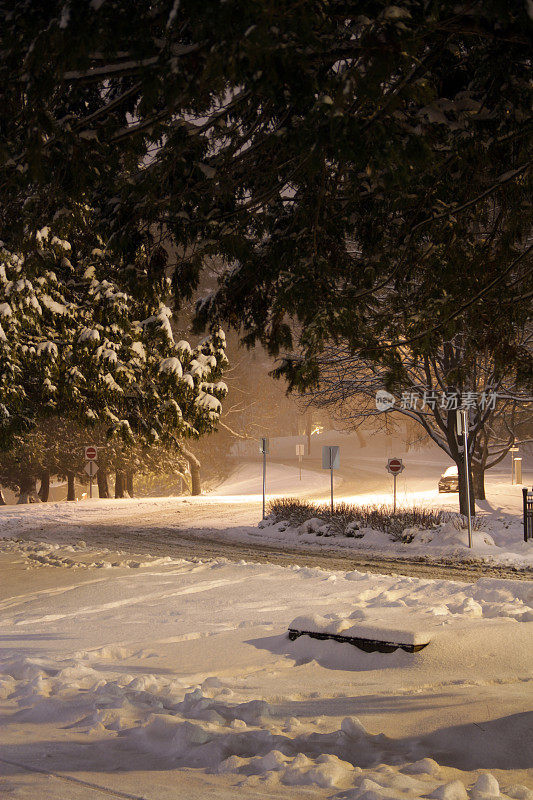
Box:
[0, 541, 531, 799]
[0, 462, 323, 538]
[0, 462, 531, 567]
[0, 457, 532, 798]
[214, 461, 330, 497]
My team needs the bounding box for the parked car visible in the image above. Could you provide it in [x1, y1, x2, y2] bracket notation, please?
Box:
[438, 465, 459, 493]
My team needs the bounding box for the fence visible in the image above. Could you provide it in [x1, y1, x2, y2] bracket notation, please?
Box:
[523, 487, 533, 542]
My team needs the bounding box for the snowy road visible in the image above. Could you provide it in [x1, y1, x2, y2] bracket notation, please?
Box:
[15, 517, 529, 583]
[0, 461, 531, 580]
[0, 456, 532, 590]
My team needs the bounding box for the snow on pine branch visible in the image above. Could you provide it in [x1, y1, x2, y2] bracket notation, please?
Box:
[0, 226, 229, 447]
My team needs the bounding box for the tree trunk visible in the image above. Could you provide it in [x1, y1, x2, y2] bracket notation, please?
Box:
[355, 429, 367, 448]
[67, 471, 76, 501]
[115, 470, 126, 498]
[17, 475, 41, 504]
[306, 415, 312, 457]
[126, 471, 134, 498]
[97, 468, 110, 499]
[472, 463, 486, 501]
[0, 487, 7, 505]
[38, 469, 50, 502]
[457, 460, 475, 517]
[181, 447, 201, 496]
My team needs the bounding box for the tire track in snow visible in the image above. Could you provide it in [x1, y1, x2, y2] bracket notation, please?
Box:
[11, 577, 249, 626]
[106, 526, 533, 583]
[0, 576, 112, 612]
[0, 756, 150, 799]
[0, 562, 203, 612]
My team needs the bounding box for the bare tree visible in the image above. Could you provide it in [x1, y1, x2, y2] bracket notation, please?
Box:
[306, 335, 533, 515]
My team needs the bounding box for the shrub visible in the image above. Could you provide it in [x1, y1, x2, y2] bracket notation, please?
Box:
[267, 498, 446, 542]
[442, 511, 487, 531]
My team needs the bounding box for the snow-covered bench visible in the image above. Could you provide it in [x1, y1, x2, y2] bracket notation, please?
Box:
[288, 615, 431, 653]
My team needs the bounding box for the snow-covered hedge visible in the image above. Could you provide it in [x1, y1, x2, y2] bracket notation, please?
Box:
[267, 499, 450, 542]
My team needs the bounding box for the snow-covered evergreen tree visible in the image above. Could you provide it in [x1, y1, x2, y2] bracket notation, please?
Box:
[0, 210, 228, 496]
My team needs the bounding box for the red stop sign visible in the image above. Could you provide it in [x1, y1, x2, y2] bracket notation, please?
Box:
[85, 446, 97, 461]
[387, 458, 403, 474]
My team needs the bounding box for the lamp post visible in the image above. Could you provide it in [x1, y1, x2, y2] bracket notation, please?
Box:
[509, 445, 519, 484]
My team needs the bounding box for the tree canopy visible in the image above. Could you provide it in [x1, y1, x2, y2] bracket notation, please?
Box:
[1, 0, 531, 386]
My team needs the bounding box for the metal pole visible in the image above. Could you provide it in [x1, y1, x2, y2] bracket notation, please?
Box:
[330, 465, 334, 515]
[393, 473, 397, 514]
[299, 455, 302, 481]
[462, 409, 473, 548]
[262, 450, 266, 520]
[523, 487, 528, 542]
[89, 475, 93, 499]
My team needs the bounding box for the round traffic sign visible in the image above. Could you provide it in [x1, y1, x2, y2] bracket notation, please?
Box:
[387, 458, 404, 475]
[85, 446, 97, 461]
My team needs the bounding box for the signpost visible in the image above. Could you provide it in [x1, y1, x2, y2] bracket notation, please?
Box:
[84, 446, 98, 498]
[322, 446, 340, 514]
[456, 409, 473, 548]
[84, 460, 98, 498]
[260, 437, 269, 519]
[386, 457, 404, 513]
[296, 444, 305, 480]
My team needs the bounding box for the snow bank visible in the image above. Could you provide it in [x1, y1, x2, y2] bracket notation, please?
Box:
[258, 497, 533, 567]
[2, 646, 531, 799]
[0, 538, 184, 571]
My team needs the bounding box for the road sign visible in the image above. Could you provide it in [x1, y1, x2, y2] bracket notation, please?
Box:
[322, 446, 340, 470]
[85, 446, 98, 461]
[84, 461, 98, 477]
[386, 458, 404, 513]
[386, 457, 404, 475]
